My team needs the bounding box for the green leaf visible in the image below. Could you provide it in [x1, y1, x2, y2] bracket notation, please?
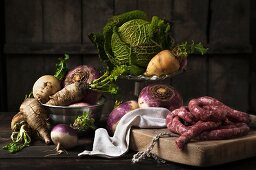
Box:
[54, 54, 69, 80]
[89, 65, 127, 95]
[3, 124, 31, 154]
[118, 19, 150, 46]
[173, 41, 208, 58]
[3, 142, 29, 154]
[73, 112, 96, 131]
[111, 27, 131, 65]
[101, 10, 148, 69]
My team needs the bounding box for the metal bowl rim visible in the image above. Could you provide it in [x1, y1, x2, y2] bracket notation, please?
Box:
[41, 95, 106, 109]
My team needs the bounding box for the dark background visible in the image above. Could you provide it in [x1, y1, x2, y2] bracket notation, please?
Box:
[0, 0, 255, 116]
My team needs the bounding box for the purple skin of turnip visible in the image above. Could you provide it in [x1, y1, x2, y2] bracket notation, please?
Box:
[64, 65, 102, 104]
[107, 100, 139, 135]
[64, 65, 100, 86]
[50, 124, 78, 151]
[138, 84, 183, 112]
[69, 102, 90, 107]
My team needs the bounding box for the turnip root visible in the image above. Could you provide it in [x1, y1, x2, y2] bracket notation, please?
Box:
[64, 65, 100, 86]
[33, 75, 61, 103]
[46, 82, 88, 106]
[144, 50, 180, 77]
[107, 100, 139, 134]
[50, 124, 78, 150]
[64, 65, 102, 104]
[138, 84, 183, 111]
[20, 98, 51, 144]
[69, 102, 90, 107]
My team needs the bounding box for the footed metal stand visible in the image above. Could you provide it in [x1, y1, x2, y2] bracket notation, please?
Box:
[121, 70, 183, 98]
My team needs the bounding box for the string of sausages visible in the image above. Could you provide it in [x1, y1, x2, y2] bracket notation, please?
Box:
[166, 96, 250, 150]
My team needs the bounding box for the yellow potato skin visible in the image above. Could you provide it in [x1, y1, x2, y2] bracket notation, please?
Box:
[144, 50, 180, 77]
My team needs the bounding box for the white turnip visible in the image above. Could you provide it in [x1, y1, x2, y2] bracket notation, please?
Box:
[33, 75, 61, 103]
[50, 124, 78, 150]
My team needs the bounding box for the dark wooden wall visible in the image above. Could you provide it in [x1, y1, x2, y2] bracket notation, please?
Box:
[1, 0, 255, 118]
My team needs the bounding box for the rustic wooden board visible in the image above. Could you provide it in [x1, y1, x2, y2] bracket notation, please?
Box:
[130, 128, 256, 167]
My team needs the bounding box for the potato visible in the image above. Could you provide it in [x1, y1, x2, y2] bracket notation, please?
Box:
[144, 50, 180, 77]
[33, 75, 61, 103]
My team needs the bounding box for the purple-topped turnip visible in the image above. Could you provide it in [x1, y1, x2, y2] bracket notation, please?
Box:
[69, 102, 90, 107]
[64, 65, 102, 104]
[107, 100, 139, 134]
[64, 65, 100, 86]
[138, 84, 183, 111]
[50, 124, 78, 151]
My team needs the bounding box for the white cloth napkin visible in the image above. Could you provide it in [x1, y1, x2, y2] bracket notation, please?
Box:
[78, 107, 170, 158]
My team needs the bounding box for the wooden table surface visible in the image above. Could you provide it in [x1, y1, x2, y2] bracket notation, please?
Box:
[1, 112, 256, 170]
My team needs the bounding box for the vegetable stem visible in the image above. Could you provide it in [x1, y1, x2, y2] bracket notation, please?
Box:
[89, 65, 127, 94]
[54, 54, 69, 80]
[3, 124, 31, 153]
[72, 112, 96, 131]
[173, 41, 208, 58]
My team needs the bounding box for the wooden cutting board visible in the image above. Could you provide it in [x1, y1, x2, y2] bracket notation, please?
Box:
[129, 128, 256, 167]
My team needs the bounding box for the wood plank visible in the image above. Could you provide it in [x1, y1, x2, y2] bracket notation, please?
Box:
[4, 43, 96, 54]
[114, 0, 137, 15]
[209, 0, 251, 53]
[137, 0, 172, 19]
[251, 0, 256, 45]
[6, 55, 47, 111]
[0, 0, 6, 111]
[170, 0, 208, 44]
[250, 55, 256, 113]
[43, 0, 81, 43]
[5, 0, 43, 43]
[171, 55, 208, 105]
[130, 128, 256, 167]
[82, 0, 113, 44]
[208, 55, 249, 112]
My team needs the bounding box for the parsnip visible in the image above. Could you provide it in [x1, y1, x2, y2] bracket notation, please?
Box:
[46, 82, 88, 106]
[20, 98, 51, 144]
[144, 50, 180, 77]
[11, 112, 26, 131]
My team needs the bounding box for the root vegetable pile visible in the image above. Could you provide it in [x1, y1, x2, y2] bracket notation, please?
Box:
[166, 96, 250, 150]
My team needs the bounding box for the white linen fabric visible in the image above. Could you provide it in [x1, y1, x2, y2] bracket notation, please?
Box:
[78, 107, 170, 158]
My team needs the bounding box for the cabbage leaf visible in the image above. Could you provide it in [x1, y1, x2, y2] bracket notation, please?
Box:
[89, 10, 173, 75]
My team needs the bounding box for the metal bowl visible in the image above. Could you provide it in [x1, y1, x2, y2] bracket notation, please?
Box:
[42, 96, 106, 126]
